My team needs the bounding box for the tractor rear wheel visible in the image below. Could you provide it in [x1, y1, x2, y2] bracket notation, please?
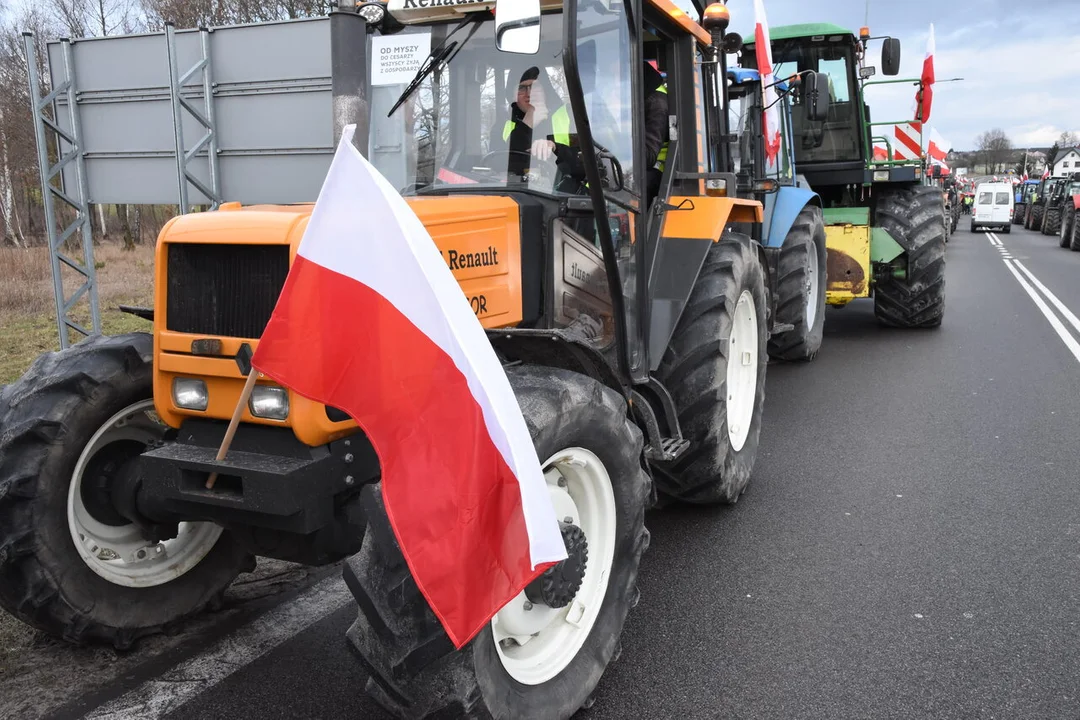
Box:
[767, 205, 826, 361]
[1043, 207, 1063, 236]
[873, 184, 947, 328]
[344, 365, 650, 720]
[1030, 204, 1045, 231]
[0, 333, 251, 649]
[1061, 208, 1074, 248]
[1069, 210, 1080, 252]
[654, 232, 768, 504]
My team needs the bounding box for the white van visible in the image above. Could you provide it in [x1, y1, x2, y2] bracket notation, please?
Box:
[971, 182, 1014, 233]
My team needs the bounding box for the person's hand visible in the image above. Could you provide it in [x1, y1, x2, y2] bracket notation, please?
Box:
[532, 139, 555, 160]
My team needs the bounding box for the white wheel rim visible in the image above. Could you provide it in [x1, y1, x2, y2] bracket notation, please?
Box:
[67, 400, 223, 588]
[726, 290, 758, 452]
[805, 241, 820, 330]
[491, 447, 617, 685]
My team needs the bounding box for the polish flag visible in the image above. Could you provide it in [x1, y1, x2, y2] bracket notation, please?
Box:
[927, 127, 949, 164]
[250, 125, 566, 649]
[914, 23, 935, 124]
[753, 0, 781, 163]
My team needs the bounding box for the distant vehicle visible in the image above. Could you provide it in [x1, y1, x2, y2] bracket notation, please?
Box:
[971, 182, 1014, 233]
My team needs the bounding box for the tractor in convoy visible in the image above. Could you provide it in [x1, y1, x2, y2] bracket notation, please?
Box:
[1014, 178, 1039, 224]
[1024, 175, 1062, 231]
[0, 0, 830, 716]
[746, 22, 947, 328]
[1040, 175, 1070, 237]
[1054, 173, 1080, 250]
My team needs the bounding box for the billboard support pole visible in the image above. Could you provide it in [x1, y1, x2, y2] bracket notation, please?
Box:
[22, 33, 100, 349]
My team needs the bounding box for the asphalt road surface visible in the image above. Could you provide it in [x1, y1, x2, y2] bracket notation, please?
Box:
[41, 222, 1080, 719]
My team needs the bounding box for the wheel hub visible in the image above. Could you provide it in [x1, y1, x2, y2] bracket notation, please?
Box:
[525, 521, 589, 609]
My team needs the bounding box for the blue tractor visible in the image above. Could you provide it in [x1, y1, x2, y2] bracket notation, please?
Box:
[727, 65, 828, 361]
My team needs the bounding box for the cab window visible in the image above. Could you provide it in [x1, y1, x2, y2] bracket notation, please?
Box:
[995, 192, 1009, 204]
[978, 193, 992, 205]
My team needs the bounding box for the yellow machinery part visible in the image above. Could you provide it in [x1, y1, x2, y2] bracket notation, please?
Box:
[824, 223, 870, 306]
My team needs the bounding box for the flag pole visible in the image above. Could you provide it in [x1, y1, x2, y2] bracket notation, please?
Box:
[206, 366, 260, 490]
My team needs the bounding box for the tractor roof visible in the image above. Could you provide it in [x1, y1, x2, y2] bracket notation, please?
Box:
[754, 23, 856, 42]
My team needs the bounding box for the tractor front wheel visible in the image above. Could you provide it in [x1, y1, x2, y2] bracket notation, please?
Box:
[0, 333, 251, 648]
[1061, 208, 1074, 248]
[1043, 207, 1063, 236]
[1030, 204, 1045, 232]
[873, 185, 947, 328]
[654, 232, 768, 504]
[767, 205, 827, 362]
[344, 365, 650, 719]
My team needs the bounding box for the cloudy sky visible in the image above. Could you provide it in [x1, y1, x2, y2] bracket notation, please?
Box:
[674, 0, 1080, 153]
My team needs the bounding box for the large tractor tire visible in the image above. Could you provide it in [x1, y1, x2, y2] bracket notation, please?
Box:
[1068, 209, 1080, 252]
[0, 333, 251, 649]
[1060, 208, 1074, 248]
[1042, 206, 1063, 236]
[344, 365, 650, 720]
[1030, 203, 1045, 232]
[654, 233, 768, 504]
[767, 204, 826, 362]
[873, 184, 947, 328]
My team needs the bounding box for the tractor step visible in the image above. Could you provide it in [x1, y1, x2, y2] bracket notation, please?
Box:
[644, 437, 691, 463]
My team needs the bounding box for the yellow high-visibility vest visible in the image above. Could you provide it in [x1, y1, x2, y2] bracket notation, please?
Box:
[502, 104, 572, 146]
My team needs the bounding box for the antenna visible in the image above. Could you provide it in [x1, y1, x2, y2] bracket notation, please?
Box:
[864, 0, 870, 27]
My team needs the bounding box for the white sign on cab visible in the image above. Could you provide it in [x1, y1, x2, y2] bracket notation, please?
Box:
[371, 34, 432, 87]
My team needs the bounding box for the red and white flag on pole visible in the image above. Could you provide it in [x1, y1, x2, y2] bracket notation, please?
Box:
[927, 127, 949, 164]
[914, 23, 935, 126]
[753, 0, 781, 163]
[250, 125, 566, 649]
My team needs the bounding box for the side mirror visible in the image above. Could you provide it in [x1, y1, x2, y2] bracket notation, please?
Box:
[882, 37, 901, 76]
[494, 0, 541, 55]
[803, 71, 829, 122]
[932, 165, 942, 179]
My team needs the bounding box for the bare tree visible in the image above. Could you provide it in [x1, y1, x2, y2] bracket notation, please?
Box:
[976, 128, 1012, 174]
[1059, 131, 1078, 150]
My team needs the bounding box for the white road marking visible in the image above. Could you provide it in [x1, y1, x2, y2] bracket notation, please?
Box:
[985, 233, 1001, 246]
[1012, 260, 1080, 339]
[84, 575, 353, 720]
[1000, 258, 1080, 364]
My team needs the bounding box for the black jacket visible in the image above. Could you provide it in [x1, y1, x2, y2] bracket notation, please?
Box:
[643, 66, 670, 169]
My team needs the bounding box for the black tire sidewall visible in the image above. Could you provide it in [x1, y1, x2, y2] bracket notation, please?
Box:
[471, 374, 647, 719]
[5, 336, 247, 640]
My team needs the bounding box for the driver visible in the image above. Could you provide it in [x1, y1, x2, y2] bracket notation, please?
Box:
[489, 66, 572, 178]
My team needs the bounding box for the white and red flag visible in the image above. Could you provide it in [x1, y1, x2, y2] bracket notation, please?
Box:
[250, 124, 566, 649]
[753, 0, 781, 163]
[914, 23, 935, 125]
[928, 127, 950, 164]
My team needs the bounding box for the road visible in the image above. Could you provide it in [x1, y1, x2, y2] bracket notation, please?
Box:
[39, 223, 1080, 719]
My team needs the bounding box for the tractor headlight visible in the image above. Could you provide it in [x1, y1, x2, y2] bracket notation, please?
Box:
[356, 1, 385, 24]
[173, 378, 209, 411]
[249, 385, 289, 421]
[873, 170, 890, 182]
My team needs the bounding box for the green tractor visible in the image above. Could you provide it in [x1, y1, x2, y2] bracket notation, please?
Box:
[745, 23, 946, 328]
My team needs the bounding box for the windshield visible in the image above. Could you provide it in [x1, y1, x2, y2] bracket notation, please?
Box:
[771, 39, 861, 164]
[366, 13, 593, 198]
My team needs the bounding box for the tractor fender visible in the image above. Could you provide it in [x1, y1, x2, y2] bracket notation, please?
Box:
[762, 186, 821, 249]
[1072, 195, 1080, 211]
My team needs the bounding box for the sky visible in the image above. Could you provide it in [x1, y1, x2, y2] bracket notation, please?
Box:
[675, 0, 1080, 153]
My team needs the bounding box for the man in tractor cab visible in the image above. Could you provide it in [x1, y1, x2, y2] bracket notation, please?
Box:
[489, 65, 584, 192]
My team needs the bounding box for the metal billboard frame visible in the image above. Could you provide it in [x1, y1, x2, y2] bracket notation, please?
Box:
[22, 10, 370, 348]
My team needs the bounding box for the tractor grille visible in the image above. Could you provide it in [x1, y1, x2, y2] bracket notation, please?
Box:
[166, 244, 290, 339]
